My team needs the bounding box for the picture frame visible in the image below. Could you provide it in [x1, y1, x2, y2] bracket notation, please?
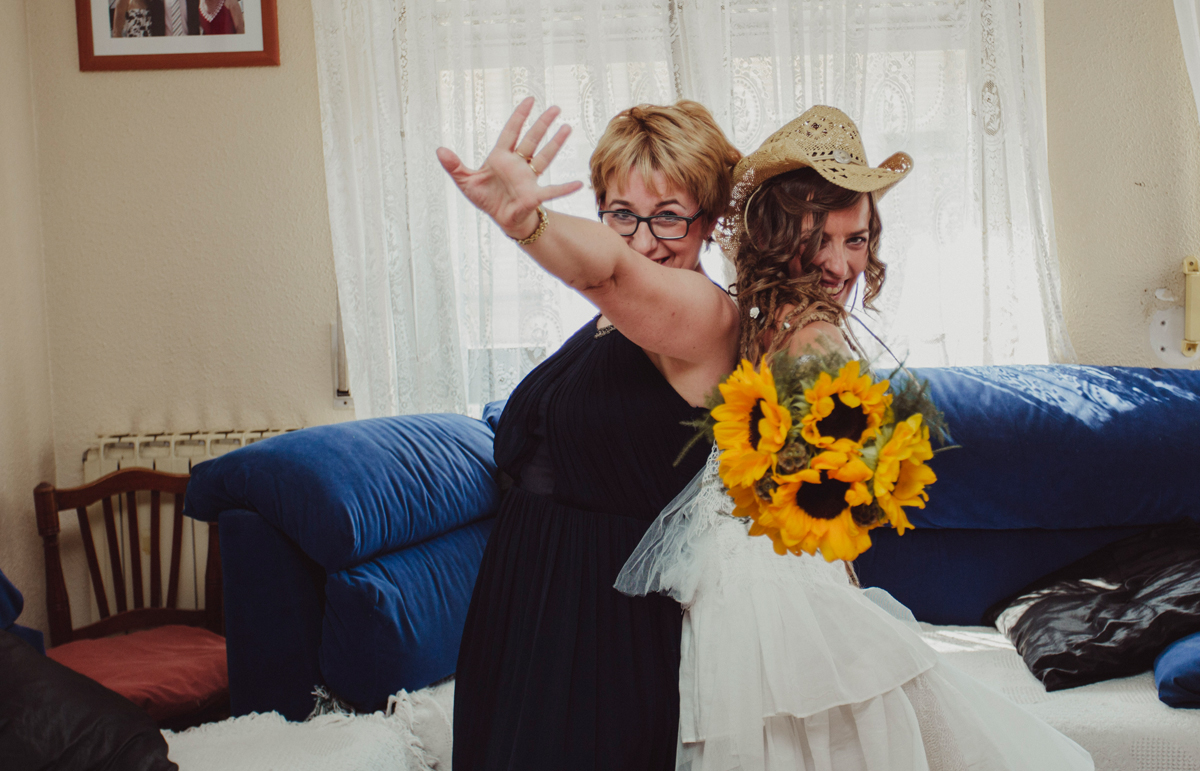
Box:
[75, 0, 279, 72]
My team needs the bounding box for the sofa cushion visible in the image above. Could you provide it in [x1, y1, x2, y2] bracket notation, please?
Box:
[48, 625, 228, 724]
[0, 629, 177, 770]
[186, 414, 500, 571]
[910, 365, 1200, 531]
[320, 518, 493, 710]
[983, 522, 1200, 691]
[1156, 631, 1200, 708]
[856, 525, 1146, 625]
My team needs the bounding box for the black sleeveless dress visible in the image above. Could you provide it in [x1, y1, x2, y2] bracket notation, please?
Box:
[453, 317, 709, 771]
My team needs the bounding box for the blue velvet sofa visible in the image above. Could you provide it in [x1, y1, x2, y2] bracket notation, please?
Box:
[185, 406, 505, 720]
[856, 365, 1200, 624]
[185, 366, 1200, 721]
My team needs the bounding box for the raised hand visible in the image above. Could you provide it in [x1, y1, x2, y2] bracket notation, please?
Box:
[436, 97, 584, 240]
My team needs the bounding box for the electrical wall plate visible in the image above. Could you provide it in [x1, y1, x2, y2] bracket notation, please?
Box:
[1184, 257, 1199, 357]
[1151, 307, 1197, 366]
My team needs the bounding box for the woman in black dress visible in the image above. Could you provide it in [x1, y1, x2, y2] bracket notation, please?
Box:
[436, 99, 741, 769]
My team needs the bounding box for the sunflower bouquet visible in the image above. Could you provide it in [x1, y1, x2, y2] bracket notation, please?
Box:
[682, 351, 949, 562]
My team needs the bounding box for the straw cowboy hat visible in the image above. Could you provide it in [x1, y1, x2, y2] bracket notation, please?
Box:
[717, 105, 913, 258]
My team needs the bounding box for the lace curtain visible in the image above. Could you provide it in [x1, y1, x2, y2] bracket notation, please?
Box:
[312, 0, 1075, 419]
[1175, 1, 1200, 132]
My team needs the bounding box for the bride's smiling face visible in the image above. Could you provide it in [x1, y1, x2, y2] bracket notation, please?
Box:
[788, 195, 871, 305]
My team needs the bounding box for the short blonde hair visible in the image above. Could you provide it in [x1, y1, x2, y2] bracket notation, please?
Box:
[590, 101, 742, 221]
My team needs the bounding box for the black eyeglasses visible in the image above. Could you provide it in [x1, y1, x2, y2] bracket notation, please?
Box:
[597, 209, 704, 240]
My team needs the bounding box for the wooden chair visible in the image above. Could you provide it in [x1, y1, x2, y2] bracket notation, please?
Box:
[34, 467, 227, 728]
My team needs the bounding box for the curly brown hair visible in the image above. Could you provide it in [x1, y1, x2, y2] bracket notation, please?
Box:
[732, 168, 885, 361]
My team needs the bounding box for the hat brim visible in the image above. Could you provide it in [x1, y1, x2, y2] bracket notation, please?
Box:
[732, 150, 913, 200]
[717, 151, 913, 262]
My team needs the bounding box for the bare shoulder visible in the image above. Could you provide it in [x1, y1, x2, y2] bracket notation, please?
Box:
[785, 321, 844, 356]
[771, 302, 850, 358]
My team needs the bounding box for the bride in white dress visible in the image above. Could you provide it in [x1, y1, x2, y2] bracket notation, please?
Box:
[616, 106, 1094, 771]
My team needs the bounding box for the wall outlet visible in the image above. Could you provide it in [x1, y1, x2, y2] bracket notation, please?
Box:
[1150, 307, 1198, 366]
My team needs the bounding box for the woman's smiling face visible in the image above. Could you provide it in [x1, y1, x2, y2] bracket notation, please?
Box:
[789, 195, 871, 305]
[601, 168, 713, 272]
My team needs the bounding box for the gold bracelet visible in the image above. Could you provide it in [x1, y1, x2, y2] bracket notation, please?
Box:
[513, 206, 548, 246]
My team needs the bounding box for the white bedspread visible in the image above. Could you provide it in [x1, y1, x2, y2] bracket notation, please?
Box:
[165, 628, 1200, 771]
[164, 680, 454, 771]
[923, 625, 1200, 771]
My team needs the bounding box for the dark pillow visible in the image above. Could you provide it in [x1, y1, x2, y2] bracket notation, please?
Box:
[1155, 631, 1200, 708]
[185, 413, 499, 571]
[983, 521, 1200, 691]
[0, 629, 177, 771]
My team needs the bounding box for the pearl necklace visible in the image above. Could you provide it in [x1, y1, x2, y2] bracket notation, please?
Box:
[199, 0, 226, 23]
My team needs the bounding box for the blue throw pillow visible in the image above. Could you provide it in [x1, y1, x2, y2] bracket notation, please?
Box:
[185, 414, 500, 571]
[1156, 631, 1200, 708]
[0, 568, 44, 654]
[482, 399, 507, 432]
[909, 366, 1200, 531]
[0, 568, 24, 629]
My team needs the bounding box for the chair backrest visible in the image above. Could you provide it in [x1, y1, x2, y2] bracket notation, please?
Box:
[34, 468, 222, 648]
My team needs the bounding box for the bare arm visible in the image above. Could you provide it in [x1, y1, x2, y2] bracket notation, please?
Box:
[227, 0, 244, 33]
[524, 213, 736, 364]
[113, 0, 131, 36]
[436, 98, 737, 366]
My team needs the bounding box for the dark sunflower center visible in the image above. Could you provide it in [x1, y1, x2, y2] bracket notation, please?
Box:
[748, 400, 766, 450]
[818, 398, 868, 442]
[852, 501, 885, 528]
[795, 472, 851, 520]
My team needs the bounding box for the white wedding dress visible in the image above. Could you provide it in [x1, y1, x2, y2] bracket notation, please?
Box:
[616, 445, 1094, 771]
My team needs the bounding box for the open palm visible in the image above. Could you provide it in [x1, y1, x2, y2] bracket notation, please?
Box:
[436, 98, 584, 236]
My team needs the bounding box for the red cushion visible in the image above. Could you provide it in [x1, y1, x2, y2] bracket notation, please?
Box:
[47, 624, 227, 722]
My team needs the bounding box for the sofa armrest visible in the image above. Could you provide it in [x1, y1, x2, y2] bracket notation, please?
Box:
[219, 509, 326, 721]
[188, 414, 500, 572]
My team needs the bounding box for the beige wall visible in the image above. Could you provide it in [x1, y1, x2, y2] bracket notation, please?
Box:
[25, 1, 348, 496]
[1046, 0, 1200, 368]
[0, 0, 57, 635]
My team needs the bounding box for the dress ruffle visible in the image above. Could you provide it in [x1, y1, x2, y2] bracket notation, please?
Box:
[618, 445, 1094, 771]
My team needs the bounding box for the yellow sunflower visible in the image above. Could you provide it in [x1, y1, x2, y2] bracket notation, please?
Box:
[755, 450, 876, 561]
[873, 414, 937, 534]
[728, 482, 765, 520]
[713, 358, 792, 489]
[800, 360, 892, 452]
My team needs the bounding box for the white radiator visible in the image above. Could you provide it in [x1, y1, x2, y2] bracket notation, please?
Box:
[64, 429, 298, 630]
[82, 429, 298, 480]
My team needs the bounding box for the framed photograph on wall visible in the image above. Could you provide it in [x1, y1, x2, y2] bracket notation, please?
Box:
[75, 0, 279, 71]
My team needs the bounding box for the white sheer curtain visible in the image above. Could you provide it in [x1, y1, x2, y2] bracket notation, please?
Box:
[312, 0, 1075, 419]
[1175, 1, 1200, 132]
